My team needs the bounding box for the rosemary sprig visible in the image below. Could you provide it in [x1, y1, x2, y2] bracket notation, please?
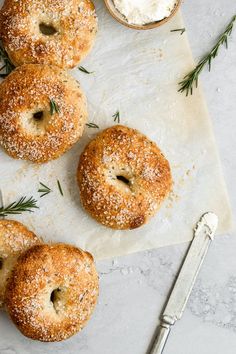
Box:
[0, 43, 15, 78]
[179, 15, 236, 96]
[57, 180, 64, 196]
[38, 182, 52, 198]
[78, 66, 94, 74]
[50, 99, 60, 115]
[86, 123, 99, 129]
[113, 111, 120, 123]
[170, 28, 186, 35]
[0, 196, 38, 217]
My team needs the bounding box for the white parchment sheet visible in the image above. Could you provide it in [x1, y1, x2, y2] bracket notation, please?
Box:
[0, 1, 232, 259]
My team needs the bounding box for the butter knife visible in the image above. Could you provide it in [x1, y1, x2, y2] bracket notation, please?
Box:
[148, 212, 218, 354]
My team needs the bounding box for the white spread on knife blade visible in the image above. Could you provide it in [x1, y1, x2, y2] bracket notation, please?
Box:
[113, 0, 177, 25]
[194, 212, 218, 240]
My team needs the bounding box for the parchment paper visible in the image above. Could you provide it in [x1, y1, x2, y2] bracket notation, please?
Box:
[0, 1, 232, 260]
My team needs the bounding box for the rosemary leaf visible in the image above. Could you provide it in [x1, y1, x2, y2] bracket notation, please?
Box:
[86, 123, 99, 129]
[38, 182, 52, 198]
[50, 99, 60, 115]
[57, 180, 64, 196]
[38, 192, 49, 198]
[0, 196, 38, 217]
[170, 28, 186, 35]
[113, 111, 120, 123]
[39, 182, 50, 190]
[78, 66, 94, 74]
[178, 15, 236, 96]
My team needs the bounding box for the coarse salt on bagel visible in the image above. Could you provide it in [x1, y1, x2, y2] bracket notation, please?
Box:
[0, 64, 87, 163]
[0, 219, 41, 307]
[5, 243, 99, 342]
[0, 0, 98, 69]
[77, 125, 172, 230]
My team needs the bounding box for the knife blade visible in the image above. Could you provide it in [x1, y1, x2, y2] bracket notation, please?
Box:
[148, 212, 218, 354]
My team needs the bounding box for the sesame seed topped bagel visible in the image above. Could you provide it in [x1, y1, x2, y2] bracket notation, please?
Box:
[77, 125, 172, 230]
[5, 243, 99, 342]
[0, 64, 87, 163]
[0, 0, 98, 69]
[0, 220, 41, 308]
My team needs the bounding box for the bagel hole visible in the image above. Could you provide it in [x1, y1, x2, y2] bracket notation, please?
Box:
[39, 23, 57, 35]
[33, 111, 44, 121]
[50, 288, 61, 304]
[20, 109, 51, 136]
[116, 175, 130, 186]
[0, 257, 3, 270]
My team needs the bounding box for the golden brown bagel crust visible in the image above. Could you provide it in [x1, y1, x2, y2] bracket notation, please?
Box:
[77, 125, 172, 230]
[0, 64, 87, 163]
[5, 243, 99, 342]
[0, 220, 41, 307]
[0, 0, 97, 69]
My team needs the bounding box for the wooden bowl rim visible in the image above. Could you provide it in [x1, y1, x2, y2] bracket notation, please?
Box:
[104, 0, 181, 30]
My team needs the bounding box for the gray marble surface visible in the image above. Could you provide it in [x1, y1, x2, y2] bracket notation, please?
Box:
[1, 0, 236, 353]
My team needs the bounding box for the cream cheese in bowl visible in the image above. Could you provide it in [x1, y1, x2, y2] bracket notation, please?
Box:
[113, 0, 177, 25]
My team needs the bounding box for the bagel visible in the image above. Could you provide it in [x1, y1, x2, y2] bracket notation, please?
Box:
[0, 64, 87, 163]
[0, 219, 41, 307]
[5, 243, 99, 342]
[0, 0, 97, 69]
[77, 125, 172, 230]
